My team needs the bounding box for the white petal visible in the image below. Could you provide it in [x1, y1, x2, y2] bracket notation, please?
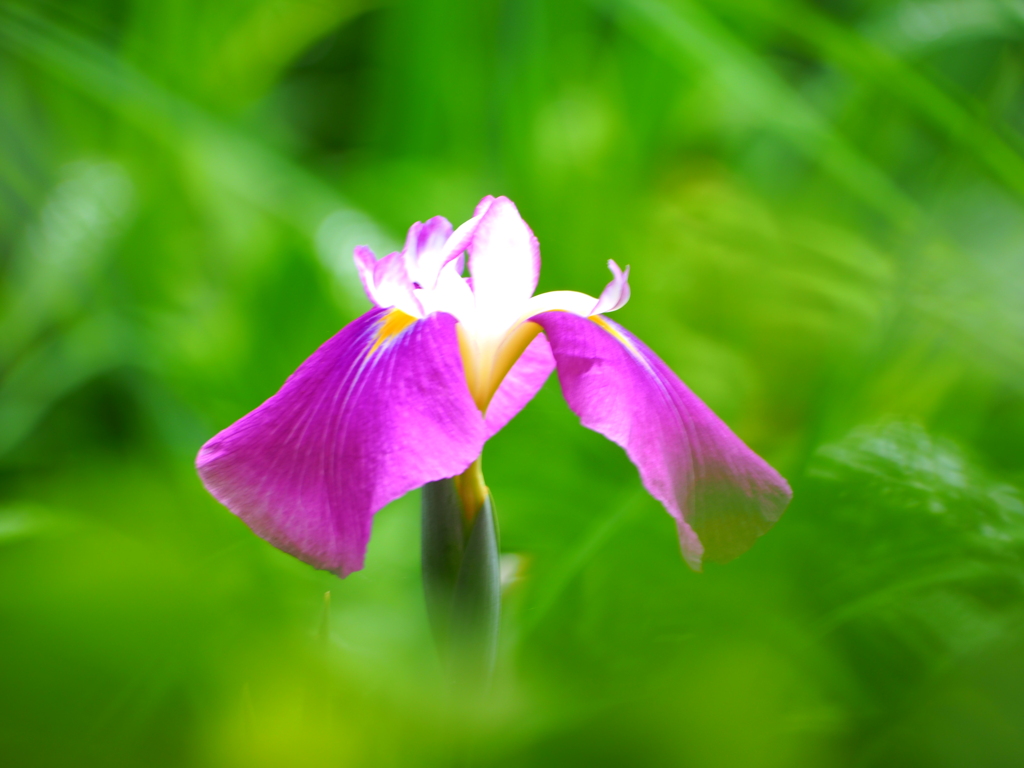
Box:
[524, 289, 599, 318]
[468, 196, 540, 334]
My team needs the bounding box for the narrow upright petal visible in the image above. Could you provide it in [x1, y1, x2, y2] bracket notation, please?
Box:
[440, 211, 485, 278]
[197, 308, 485, 577]
[483, 333, 555, 438]
[532, 311, 791, 569]
[592, 260, 631, 315]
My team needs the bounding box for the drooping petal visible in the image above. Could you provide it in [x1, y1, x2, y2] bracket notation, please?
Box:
[532, 311, 791, 570]
[372, 250, 423, 317]
[592, 260, 631, 315]
[468, 196, 541, 334]
[483, 332, 555, 438]
[196, 308, 485, 577]
[353, 246, 379, 305]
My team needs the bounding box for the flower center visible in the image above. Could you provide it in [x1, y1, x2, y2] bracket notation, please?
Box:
[457, 320, 542, 412]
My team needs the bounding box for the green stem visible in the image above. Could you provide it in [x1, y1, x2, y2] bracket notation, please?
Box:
[421, 476, 501, 690]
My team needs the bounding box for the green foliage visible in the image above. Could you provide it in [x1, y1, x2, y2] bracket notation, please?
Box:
[3, 0, 1024, 765]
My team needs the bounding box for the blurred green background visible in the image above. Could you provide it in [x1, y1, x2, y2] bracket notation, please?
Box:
[3, 0, 1024, 765]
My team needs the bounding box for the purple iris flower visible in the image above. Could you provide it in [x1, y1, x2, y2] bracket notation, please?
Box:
[196, 196, 791, 578]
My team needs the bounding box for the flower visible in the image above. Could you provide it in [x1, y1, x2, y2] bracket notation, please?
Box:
[196, 196, 791, 577]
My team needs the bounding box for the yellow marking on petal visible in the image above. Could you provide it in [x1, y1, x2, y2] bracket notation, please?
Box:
[456, 324, 483, 409]
[456, 321, 543, 413]
[370, 308, 417, 354]
[485, 321, 542, 408]
[590, 314, 638, 354]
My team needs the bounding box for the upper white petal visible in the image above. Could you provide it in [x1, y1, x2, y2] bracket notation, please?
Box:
[467, 197, 540, 337]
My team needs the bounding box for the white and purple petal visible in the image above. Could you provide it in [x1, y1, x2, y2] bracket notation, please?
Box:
[197, 308, 485, 577]
[532, 311, 791, 570]
[405, 216, 453, 264]
[353, 245, 379, 306]
[404, 216, 453, 288]
[372, 250, 423, 317]
[592, 260, 631, 315]
[474, 195, 495, 217]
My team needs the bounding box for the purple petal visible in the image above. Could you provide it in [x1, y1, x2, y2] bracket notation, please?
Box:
[592, 260, 631, 315]
[484, 332, 555, 438]
[468, 197, 540, 320]
[532, 311, 791, 570]
[196, 309, 485, 577]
